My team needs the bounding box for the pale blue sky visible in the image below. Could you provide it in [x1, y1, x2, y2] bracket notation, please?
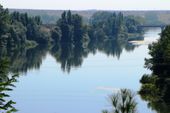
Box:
[1, 0, 170, 10]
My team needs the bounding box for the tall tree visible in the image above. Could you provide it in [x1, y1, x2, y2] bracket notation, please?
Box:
[0, 4, 10, 47]
[67, 10, 72, 25]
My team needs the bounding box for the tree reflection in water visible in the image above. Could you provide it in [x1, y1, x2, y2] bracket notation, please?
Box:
[0, 31, 142, 112]
[0, 45, 49, 74]
[0, 37, 138, 74]
[50, 39, 137, 73]
[139, 74, 170, 113]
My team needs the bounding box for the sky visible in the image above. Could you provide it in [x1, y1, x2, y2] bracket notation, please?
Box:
[1, 0, 170, 10]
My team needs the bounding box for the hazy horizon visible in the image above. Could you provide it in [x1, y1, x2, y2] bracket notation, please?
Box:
[8, 8, 170, 11]
[1, 0, 170, 10]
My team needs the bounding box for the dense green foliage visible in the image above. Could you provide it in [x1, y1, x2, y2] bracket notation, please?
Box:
[0, 5, 10, 48]
[139, 26, 170, 113]
[0, 4, 50, 51]
[88, 12, 142, 42]
[51, 10, 88, 44]
[1, 3, 143, 53]
[50, 11, 143, 49]
[0, 58, 18, 112]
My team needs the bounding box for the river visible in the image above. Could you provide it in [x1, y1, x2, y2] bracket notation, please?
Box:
[8, 27, 161, 113]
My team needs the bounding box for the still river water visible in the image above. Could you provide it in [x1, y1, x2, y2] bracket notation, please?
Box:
[8, 28, 161, 113]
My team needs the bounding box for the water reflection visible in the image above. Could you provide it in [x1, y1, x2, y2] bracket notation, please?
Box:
[51, 43, 89, 73]
[0, 37, 138, 74]
[139, 74, 170, 113]
[0, 45, 48, 73]
[0, 28, 162, 113]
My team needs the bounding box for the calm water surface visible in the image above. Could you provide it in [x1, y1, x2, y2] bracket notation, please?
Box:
[8, 28, 161, 113]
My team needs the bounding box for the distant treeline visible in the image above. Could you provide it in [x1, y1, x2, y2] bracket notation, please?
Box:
[9, 9, 170, 25]
[1, 4, 142, 52]
[49, 11, 143, 45]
